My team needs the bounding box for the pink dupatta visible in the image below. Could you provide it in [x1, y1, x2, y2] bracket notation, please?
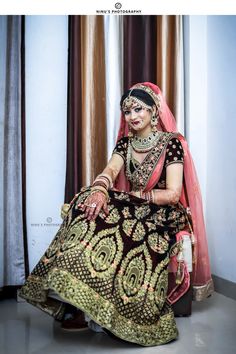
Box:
[114, 82, 213, 301]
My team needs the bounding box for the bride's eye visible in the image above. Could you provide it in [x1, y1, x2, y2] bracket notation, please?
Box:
[124, 110, 130, 116]
[134, 107, 142, 112]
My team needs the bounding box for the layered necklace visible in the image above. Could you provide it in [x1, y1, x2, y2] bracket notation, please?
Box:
[131, 131, 161, 153]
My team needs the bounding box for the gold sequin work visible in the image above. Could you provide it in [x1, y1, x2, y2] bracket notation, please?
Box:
[19, 147, 188, 347]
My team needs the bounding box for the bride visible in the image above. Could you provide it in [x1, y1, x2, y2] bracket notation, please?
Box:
[19, 82, 213, 346]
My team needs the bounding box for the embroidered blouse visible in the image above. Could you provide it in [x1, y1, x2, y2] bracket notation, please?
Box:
[112, 135, 184, 190]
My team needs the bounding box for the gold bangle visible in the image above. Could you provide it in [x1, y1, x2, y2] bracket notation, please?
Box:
[91, 187, 109, 200]
[152, 190, 155, 204]
[95, 173, 113, 189]
[91, 185, 107, 193]
[98, 173, 113, 188]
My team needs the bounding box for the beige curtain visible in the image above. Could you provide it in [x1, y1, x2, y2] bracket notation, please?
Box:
[65, 16, 184, 199]
[156, 16, 184, 127]
[80, 16, 107, 186]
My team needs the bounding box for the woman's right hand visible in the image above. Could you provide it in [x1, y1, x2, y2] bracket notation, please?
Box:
[77, 191, 109, 221]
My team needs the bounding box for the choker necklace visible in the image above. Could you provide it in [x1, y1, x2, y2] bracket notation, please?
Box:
[131, 132, 160, 153]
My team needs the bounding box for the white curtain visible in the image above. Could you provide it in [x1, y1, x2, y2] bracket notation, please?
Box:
[25, 16, 68, 270]
[104, 16, 124, 160]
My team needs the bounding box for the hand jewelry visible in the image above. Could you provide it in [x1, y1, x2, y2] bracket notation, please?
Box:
[90, 187, 109, 201]
[92, 173, 113, 190]
[84, 202, 97, 208]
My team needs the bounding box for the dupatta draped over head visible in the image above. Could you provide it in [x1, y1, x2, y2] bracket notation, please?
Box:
[115, 82, 213, 301]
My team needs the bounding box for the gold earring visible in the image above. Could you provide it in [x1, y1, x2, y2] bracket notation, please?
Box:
[151, 114, 158, 132]
[128, 126, 134, 138]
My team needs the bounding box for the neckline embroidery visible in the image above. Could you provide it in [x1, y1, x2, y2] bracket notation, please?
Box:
[125, 132, 175, 191]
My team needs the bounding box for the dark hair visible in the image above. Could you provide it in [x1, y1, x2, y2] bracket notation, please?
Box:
[120, 89, 155, 109]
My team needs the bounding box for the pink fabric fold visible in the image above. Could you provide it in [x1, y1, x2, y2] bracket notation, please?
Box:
[144, 153, 166, 192]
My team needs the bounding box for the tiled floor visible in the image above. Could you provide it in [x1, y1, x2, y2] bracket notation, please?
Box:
[0, 292, 235, 354]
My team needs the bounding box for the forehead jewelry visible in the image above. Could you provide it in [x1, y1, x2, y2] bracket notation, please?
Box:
[122, 90, 152, 111]
[132, 84, 162, 110]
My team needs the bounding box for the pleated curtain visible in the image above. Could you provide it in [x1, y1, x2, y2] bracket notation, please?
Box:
[123, 16, 157, 90]
[0, 16, 28, 287]
[65, 16, 107, 203]
[65, 15, 184, 202]
[123, 15, 184, 123]
[156, 16, 184, 129]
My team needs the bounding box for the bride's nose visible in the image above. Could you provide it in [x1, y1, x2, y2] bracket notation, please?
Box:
[130, 110, 138, 120]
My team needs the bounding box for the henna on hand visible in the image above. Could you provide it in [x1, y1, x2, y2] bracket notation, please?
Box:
[78, 190, 109, 221]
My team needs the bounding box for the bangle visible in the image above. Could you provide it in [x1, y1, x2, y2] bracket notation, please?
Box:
[149, 190, 153, 203]
[99, 173, 113, 188]
[150, 190, 155, 203]
[142, 190, 154, 203]
[93, 178, 109, 190]
[91, 184, 107, 193]
[95, 173, 113, 189]
[92, 180, 108, 190]
[91, 187, 109, 200]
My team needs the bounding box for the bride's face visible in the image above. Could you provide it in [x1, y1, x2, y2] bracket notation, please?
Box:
[124, 103, 154, 133]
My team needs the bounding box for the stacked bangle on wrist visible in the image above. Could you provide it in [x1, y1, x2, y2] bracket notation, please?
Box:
[141, 190, 154, 203]
[99, 173, 113, 188]
[92, 173, 113, 191]
[92, 180, 108, 190]
[91, 186, 109, 201]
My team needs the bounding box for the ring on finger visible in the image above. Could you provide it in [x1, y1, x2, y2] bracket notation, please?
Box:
[84, 202, 97, 208]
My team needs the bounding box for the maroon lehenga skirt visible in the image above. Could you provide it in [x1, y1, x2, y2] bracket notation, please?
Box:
[19, 187, 188, 346]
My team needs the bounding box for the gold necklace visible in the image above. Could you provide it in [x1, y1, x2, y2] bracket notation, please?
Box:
[131, 132, 160, 153]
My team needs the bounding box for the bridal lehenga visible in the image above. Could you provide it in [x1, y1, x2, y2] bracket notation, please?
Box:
[19, 82, 213, 346]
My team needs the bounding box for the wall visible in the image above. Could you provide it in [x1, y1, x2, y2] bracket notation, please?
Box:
[186, 16, 236, 283]
[184, 15, 208, 210]
[206, 16, 236, 283]
[25, 16, 68, 270]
